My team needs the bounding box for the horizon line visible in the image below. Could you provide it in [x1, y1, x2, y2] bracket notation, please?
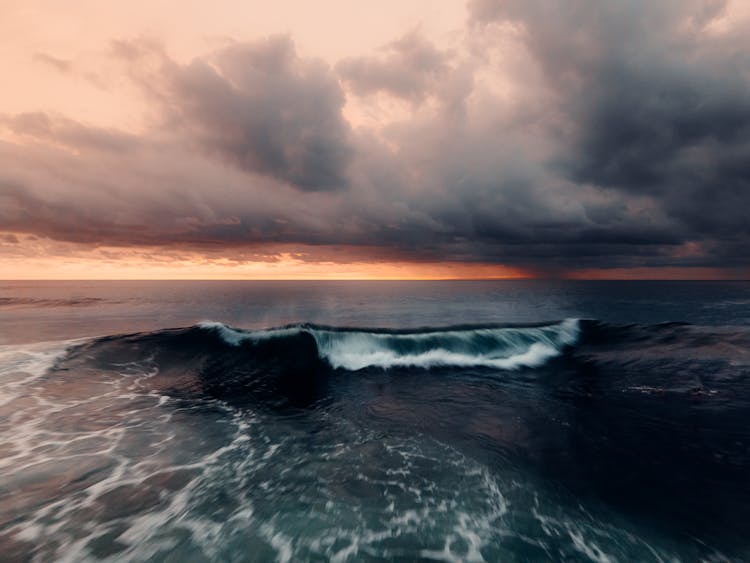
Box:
[1, 277, 748, 282]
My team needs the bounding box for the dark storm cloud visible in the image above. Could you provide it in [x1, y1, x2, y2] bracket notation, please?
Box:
[2, 2, 750, 274]
[121, 36, 353, 191]
[469, 0, 750, 252]
[337, 32, 451, 103]
[0, 131, 334, 249]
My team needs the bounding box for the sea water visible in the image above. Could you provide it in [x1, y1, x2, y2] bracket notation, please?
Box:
[1, 280, 749, 560]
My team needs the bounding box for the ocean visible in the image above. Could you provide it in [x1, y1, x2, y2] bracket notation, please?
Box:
[1, 280, 749, 561]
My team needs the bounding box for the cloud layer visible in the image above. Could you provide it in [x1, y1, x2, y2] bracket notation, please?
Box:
[2, 0, 749, 275]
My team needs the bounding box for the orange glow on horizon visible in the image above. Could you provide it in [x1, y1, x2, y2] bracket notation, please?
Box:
[2, 237, 748, 281]
[4, 258, 748, 281]
[0, 248, 528, 281]
[0, 262, 527, 281]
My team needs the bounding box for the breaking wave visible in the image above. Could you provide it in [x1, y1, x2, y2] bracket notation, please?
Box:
[198, 319, 580, 370]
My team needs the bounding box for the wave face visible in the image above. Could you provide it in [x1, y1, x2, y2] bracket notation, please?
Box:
[199, 319, 581, 370]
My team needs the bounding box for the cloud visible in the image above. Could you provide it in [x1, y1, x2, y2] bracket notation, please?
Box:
[33, 53, 73, 73]
[2, 3, 750, 276]
[337, 32, 451, 103]
[116, 36, 353, 191]
[0, 130, 326, 249]
[465, 0, 750, 266]
[1, 112, 138, 152]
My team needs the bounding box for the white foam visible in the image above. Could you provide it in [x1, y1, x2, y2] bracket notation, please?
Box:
[0, 339, 80, 377]
[197, 321, 302, 346]
[315, 339, 560, 370]
[199, 319, 580, 371]
[0, 338, 86, 406]
[312, 319, 580, 370]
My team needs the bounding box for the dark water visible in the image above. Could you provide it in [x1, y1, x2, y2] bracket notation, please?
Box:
[1, 281, 749, 561]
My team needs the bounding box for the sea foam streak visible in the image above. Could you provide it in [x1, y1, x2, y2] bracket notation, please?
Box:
[0, 339, 84, 406]
[199, 319, 580, 370]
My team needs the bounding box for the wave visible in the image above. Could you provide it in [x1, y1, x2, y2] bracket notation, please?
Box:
[12, 319, 750, 413]
[198, 319, 581, 370]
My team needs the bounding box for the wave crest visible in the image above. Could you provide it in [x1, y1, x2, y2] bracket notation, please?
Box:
[199, 319, 580, 370]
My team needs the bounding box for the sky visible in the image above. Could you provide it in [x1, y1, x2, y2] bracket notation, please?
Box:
[1, 0, 750, 279]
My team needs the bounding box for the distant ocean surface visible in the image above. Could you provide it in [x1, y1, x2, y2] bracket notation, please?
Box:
[1, 280, 749, 561]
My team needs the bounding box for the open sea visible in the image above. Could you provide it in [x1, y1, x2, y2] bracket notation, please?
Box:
[1, 280, 749, 562]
